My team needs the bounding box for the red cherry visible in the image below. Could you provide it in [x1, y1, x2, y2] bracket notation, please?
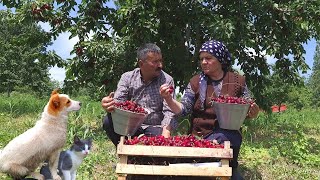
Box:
[76, 47, 83, 56]
[168, 86, 174, 94]
[41, 4, 51, 10]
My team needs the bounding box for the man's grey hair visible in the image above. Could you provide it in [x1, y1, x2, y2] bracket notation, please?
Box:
[137, 43, 161, 61]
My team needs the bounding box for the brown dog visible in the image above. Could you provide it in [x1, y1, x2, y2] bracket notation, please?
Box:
[0, 90, 81, 180]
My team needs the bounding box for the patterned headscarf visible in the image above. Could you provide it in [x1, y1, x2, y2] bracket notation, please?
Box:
[199, 40, 232, 68]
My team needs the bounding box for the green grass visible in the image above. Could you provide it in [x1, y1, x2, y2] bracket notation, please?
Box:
[239, 109, 320, 179]
[0, 93, 319, 179]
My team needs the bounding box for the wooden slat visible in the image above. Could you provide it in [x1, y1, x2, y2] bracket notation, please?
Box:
[117, 144, 232, 159]
[117, 137, 128, 180]
[116, 164, 232, 177]
[117, 176, 126, 180]
[224, 141, 230, 149]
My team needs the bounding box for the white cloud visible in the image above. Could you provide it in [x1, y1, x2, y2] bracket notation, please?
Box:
[47, 31, 79, 59]
[45, 30, 97, 82]
[47, 31, 78, 82]
[38, 22, 51, 32]
[39, 22, 79, 82]
[244, 47, 276, 64]
[266, 55, 276, 64]
[232, 47, 272, 72]
[302, 38, 316, 76]
[49, 66, 65, 82]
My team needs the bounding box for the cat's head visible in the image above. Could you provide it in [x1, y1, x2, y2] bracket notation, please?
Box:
[71, 135, 93, 157]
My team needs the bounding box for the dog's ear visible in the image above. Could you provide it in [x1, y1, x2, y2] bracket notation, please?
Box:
[47, 93, 61, 116]
[50, 94, 60, 109]
[51, 89, 60, 96]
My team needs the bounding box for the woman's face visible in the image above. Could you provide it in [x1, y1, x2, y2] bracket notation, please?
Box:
[199, 52, 222, 75]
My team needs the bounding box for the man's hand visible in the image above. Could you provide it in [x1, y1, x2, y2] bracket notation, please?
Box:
[159, 84, 173, 101]
[247, 103, 259, 119]
[161, 125, 171, 138]
[101, 92, 115, 113]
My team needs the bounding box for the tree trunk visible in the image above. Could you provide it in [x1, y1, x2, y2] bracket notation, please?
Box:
[6, 85, 11, 97]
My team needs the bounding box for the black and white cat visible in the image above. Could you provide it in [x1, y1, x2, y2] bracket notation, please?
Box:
[40, 135, 93, 180]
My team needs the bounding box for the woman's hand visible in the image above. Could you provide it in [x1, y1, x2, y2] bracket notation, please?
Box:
[101, 92, 115, 113]
[247, 103, 259, 119]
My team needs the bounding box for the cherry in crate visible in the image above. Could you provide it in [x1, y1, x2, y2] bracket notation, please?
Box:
[125, 135, 224, 148]
[114, 100, 147, 114]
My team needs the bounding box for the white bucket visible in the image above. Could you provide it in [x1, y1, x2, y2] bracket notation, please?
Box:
[212, 102, 250, 130]
[111, 107, 148, 136]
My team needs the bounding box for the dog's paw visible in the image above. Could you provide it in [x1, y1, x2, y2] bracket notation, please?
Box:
[52, 174, 62, 180]
[2, 163, 29, 176]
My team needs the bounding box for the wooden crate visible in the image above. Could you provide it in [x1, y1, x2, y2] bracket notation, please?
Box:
[116, 136, 233, 180]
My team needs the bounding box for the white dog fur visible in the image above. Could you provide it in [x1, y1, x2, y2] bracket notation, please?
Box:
[0, 90, 81, 180]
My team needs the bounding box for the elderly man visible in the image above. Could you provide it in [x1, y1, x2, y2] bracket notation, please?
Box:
[101, 43, 177, 146]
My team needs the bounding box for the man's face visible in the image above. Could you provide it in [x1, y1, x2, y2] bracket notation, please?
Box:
[140, 52, 163, 80]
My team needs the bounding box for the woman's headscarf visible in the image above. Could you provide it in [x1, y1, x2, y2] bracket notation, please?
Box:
[199, 40, 232, 68]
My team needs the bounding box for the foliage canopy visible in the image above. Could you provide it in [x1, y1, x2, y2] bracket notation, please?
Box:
[1, 0, 320, 109]
[0, 10, 64, 96]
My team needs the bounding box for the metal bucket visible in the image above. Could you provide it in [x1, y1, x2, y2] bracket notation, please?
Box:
[212, 102, 250, 130]
[111, 108, 148, 136]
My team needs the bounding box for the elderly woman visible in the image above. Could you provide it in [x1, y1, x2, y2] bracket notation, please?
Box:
[160, 40, 259, 180]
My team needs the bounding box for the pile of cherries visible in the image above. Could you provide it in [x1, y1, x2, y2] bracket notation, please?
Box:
[211, 95, 254, 105]
[114, 100, 147, 114]
[124, 135, 224, 148]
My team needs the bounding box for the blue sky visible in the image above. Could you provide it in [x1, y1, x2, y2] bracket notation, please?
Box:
[302, 38, 317, 77]
[0, 3, 317, 82]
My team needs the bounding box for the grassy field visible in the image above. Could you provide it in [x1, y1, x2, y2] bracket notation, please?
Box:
[0, 93, 319, 180]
